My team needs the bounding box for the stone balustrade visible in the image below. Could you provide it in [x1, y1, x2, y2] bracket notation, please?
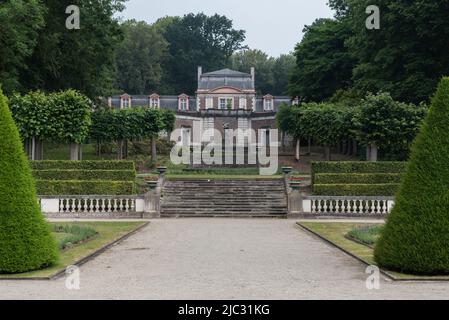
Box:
[39, 194, 159, 218]
[302, 196, 394, 216]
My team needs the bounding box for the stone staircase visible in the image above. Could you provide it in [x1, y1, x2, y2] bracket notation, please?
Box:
[160, 179, 287, 217]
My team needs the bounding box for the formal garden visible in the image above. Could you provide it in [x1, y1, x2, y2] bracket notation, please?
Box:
[2, 0, 449, 294]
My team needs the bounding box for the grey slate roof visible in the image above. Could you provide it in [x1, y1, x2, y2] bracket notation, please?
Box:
[198, 68, 254, 91]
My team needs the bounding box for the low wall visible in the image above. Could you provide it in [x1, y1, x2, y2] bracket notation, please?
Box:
[39, 194, 160, 219]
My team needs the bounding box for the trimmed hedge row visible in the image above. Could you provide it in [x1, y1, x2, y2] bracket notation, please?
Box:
[313, 184, 399, 196]
[31, 160, 135, 170]
[314, 173, 403, 184]
[312, 161, 406, 177]
[36, 180, 135, 195]
[32, 170, 135, 182]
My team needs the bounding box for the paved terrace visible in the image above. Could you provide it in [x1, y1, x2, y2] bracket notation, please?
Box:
[1, 219, 448, 299]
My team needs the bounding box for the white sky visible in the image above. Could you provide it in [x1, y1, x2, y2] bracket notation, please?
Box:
[119, 0, 334, 57]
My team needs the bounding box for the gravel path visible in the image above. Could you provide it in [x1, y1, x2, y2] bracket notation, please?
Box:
[1, 219, 448, 299]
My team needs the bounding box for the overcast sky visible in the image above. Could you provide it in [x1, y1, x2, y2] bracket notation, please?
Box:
[120, 0, 334, 57]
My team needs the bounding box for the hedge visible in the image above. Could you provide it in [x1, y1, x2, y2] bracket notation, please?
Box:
[312, 161, 406, 181]
[313, 184, 399, 196]
[31, 160, 135, 171]
[0, 89, 58, 273]
[36, 180, 135, 195]
[32, 170, 136, 182]
[314, 173, 403, 185]
[374, 77, 449, 275]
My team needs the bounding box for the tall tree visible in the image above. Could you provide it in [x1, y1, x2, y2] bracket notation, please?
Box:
[20, 0, 126, 98]
[289, 18, 355, 102]
[116, 20, 168, 95]
[345, 0, 449, 104]
[160, 13, 246, 94]
[229, 49, 275, 95]
[0, 0, 45, 94]
[272, 54, 296, 96]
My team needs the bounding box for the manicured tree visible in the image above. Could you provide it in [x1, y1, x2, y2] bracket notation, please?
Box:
[9, 91, 51, 160]
[301, 103, 349, 161]
[374, 77, 449, 275]
[0, 89, 58, 273]
[352, 92, 427, 161]
[51, 90, 92, 160]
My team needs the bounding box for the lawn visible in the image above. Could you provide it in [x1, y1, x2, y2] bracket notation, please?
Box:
[298, 222, 449, 281]
[0, 221, 147, 279]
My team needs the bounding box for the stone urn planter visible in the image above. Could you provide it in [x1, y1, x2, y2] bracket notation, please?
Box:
[281, 167, 293, 175]
[157, 166, 167, 175]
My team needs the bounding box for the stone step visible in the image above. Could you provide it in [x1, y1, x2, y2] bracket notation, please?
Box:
[161, 178, 287, 217]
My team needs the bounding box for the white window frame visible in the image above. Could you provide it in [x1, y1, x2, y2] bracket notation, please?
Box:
[122, 98, 130, 109]
[264, 99, 273, 111]
[149, 98, 160, 108]
[239, 97, 247, 109]
[206, 97, 213, 109]
[179, 98, 188, 111]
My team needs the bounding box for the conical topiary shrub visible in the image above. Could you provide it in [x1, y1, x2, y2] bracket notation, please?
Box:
[374, 77, 449, 275]
[0, 89, 58, 273]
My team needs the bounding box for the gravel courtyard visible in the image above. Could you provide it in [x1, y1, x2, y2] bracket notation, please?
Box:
[1, 219, 448, 300]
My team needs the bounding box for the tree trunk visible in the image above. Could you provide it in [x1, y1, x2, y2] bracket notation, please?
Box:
[295, 138, 301, 162]
[79, 144, 83, 160]
[281, 131, 286, 152]
[307, 137, 312, 155]
[117, 140, 123, 160]
[352, 139, 358, 155]
[151, 137, 157, 162]
[70, 143, 80, 160]
[368, 143, 378, 162]
[324, 145, 331, 161]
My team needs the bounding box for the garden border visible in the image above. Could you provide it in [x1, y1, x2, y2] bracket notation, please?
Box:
[0, 221, 150, 281]
[296, 221, 449, 282]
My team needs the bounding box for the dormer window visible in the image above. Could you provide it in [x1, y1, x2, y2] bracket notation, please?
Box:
[263, 95, 274, 111]
[149, 94, 160, 108]
[292, 97, 300, 106]
[178, 94, 189, 111]
[120, 94, 131, 109]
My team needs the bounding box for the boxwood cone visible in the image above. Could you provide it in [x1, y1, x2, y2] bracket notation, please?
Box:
[374, 77, 449, 275]
[0, 89, 58, 273]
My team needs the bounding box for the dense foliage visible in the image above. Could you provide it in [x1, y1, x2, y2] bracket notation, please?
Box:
[229, 50, 295, 95]
[116, 20, 168, 94]
[10, 90, 92, 144]
[0, 89, 58, 273]
[291, 0, 449, 104]
[374, 78, 449, 275]
[289, 18, 355, 101]
[352, 93, 428, 159]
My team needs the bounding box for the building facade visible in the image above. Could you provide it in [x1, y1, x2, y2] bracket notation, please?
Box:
[108, 67, 298, 147]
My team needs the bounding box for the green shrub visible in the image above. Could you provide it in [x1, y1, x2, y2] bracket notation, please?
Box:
[314, 173, 402, 184]
[31, 160, 135, 170]
[312, 161, 406, 176]
[374, 77, 449, 275]
[32, 169, 135, 181]
[53, 224, 97, 250]
[0, 89, 58, 273]
[347, 225, 383, 246]
[36, 180, 135, 195]
[313, 184, 399, 196]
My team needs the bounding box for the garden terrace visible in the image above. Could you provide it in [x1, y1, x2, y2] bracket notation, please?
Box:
[311, 161, 406, 196]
